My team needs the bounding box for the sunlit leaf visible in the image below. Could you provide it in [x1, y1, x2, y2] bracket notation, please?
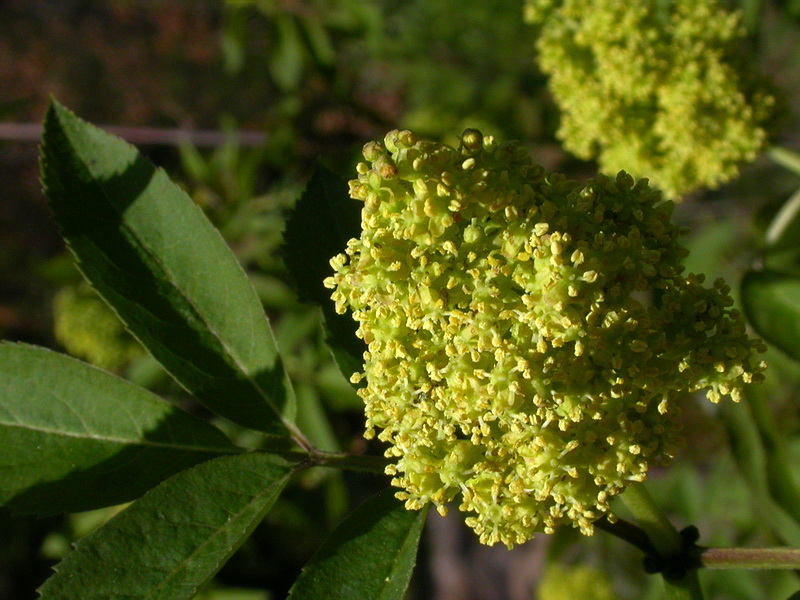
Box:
[40, 99, 296, 434]
[0, 343, 237, 516]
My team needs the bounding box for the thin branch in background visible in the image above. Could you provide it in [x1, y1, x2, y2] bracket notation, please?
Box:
[0, 123, 268, 147]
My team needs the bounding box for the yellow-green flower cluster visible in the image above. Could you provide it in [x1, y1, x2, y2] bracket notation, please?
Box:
[525, 0, 776, 198]
[53, 282, 142, 371]
[325, 129, 765, 547]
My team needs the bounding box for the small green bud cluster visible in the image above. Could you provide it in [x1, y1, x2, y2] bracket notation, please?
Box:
[536, 563, 615, 600]
[525, 0, 776, 198]
[325, 129, 766, 547]
[53, 282, 142, 371]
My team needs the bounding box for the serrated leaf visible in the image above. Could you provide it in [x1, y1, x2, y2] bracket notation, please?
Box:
[287, 491, 427, 600]
[741, 269, 800, 362]
[0, 343, 237, 516]
[282, 166, 364, 381]
[40, 99, 296, 434]
[38, 452, 295, 600]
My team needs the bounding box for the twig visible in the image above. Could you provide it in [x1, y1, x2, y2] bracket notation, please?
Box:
[0, 123, 268, 147]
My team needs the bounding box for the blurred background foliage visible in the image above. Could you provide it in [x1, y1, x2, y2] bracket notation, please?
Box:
[3, 1, 800, 599]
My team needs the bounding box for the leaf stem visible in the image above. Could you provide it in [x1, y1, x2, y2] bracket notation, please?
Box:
[263, 447, 390, 473]
[594, 516, 655, 555]
[309, 449, 392, 473]
[701, 547, 800, 569]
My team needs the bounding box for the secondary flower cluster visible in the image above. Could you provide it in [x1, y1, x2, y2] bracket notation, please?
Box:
[53, 282, 142, 371]
[325, 130, 765, 547]
[525, 0, 777, 198]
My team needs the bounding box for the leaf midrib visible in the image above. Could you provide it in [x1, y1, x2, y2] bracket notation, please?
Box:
[143, 468, 291, 599]
[375, 507, 427, 600]
[59, 113, 293, 431]
[770, 279, 800, 313]
[0, 419, 234, 454]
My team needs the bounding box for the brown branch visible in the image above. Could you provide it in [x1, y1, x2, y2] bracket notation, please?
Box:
[0, 123, 268, 147]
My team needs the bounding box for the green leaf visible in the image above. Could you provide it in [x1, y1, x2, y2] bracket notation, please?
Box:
[40, 99, 297, 434]
[38, 452, 295, 600]
[283, 166, 364, 381]
[287, 491, 428, 600]
[269, 14, 306, 93]
[723, 400, 800, 546]
[0, 343, 237, 516]
[765, 187, 800, 255]
[745, 386, 800, 525]
[741, 269, 800, 362]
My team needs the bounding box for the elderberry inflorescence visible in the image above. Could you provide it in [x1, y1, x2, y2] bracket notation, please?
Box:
[325, 129, 765, 547]
[525, 0, 777, 198]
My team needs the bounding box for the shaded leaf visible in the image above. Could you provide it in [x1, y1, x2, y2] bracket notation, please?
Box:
[295, 382, 340, 453]
[741, 269, 800, 362]
[269, 14, 306, 92]
[0, 343, 236, 516]
[723, 400, 800, 546]
[38, 452, 295, 600]
[282, 166, 364, 381]
[288, 491, 427, 600]
[744, 386, 800, 525]
[40, 99, 296, 434]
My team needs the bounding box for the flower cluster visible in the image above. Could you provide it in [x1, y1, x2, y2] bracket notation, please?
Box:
[325, 130, 766, 547]
[525, 0, 777, 198]
[53, 282, 142, 371]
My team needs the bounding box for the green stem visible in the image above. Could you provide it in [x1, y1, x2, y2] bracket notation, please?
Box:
[768, 146, 800, 177]
[620, 481, 683, 556]
[701, 547, 800, 569]
[619, 482, 705, 600]
[594, 516, 655, 555]
[309, 449, 392, 473]
[259, 437, 391, 473]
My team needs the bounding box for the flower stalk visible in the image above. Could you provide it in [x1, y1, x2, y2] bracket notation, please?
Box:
[619, 482, 683, 557]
